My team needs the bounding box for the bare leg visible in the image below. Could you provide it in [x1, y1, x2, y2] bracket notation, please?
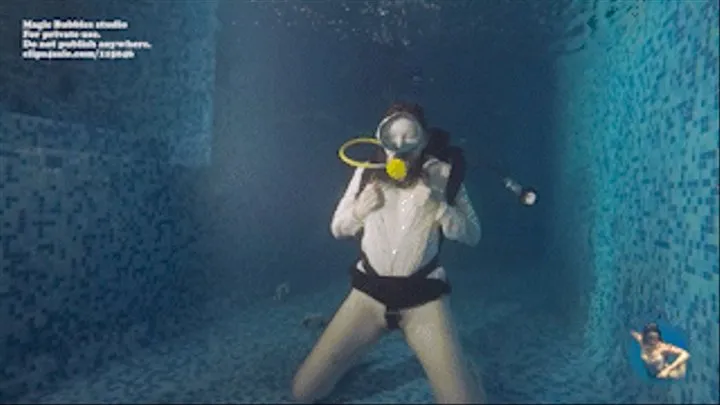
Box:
[401, 297, 485, 404]
[292, 289, 386, 402]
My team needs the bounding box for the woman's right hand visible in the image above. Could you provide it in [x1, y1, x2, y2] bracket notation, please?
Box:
[353, 183, 384, 221]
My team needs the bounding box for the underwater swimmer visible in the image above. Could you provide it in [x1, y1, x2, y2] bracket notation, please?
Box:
[631, 323, 690, 379]
[292, 102, 484, 404]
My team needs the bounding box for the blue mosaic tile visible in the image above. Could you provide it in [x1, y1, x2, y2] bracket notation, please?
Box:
[2, 277, 609, 404]
[0, 0, 218, 401]
[551, 0, 719, 403]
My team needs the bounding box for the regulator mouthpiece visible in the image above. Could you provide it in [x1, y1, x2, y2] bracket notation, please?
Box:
[386, 158, 408, 181]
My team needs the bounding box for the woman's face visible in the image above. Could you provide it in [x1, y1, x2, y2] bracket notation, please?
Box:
[643, 331, 661, 348]
[378, 114, 427, 158]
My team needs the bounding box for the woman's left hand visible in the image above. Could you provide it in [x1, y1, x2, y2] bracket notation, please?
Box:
[656, 368, 671, 379]
[423, 160, 449, 202]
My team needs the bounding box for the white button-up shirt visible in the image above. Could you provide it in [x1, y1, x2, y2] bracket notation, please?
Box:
[330, 157, 481, 279]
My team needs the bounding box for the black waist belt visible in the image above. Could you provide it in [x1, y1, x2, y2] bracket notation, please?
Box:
[350, 252, 451, 316]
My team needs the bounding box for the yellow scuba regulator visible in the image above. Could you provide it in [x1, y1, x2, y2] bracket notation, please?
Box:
[338, 137, 409, 181]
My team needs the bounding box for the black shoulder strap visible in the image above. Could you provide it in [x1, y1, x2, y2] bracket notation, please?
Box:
[444, 146, 466, 205]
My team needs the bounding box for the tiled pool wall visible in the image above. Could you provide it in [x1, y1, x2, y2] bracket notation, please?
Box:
[550, 0, 719, 402]
[0, 1, 218, 400]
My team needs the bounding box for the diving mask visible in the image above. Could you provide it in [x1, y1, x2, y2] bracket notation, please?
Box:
[375, 112, 428, 181]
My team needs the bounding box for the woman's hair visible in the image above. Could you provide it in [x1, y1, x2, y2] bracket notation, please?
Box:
[383, 101, 427, 129]
[642, 323, 663, 344]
